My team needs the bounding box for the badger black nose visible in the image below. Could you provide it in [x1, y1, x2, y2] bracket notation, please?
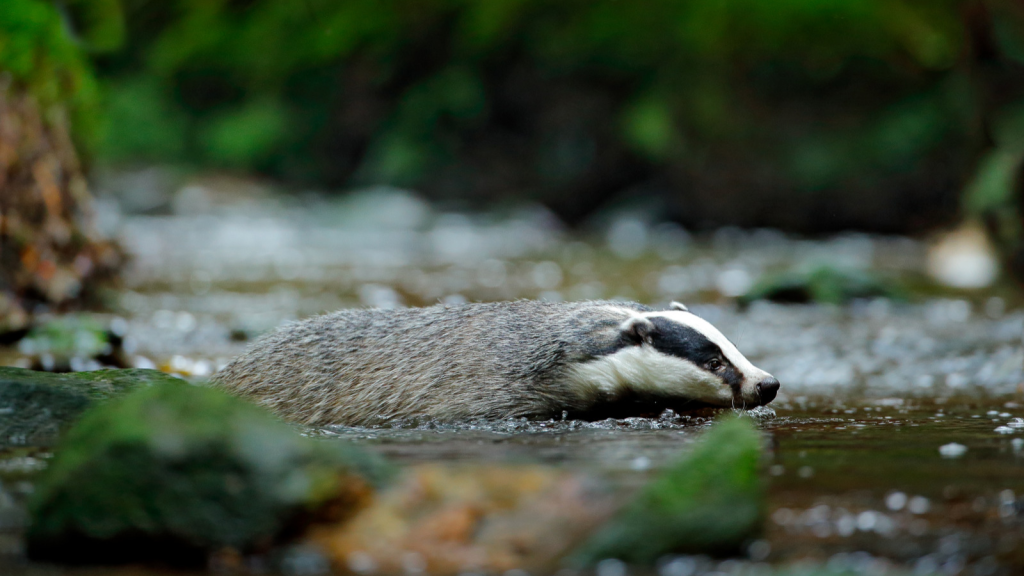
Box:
[756, 377, 780, 404]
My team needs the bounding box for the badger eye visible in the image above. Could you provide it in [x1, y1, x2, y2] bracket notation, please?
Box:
[706, 359, 723, 371]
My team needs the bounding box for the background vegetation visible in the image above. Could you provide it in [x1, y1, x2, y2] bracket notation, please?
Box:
[4, 0, 1024, 240]
[0, 0, 123, 149]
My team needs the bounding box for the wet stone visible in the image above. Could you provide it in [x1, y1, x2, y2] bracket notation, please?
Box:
[305, 463, 620, 575]
[0, 367, 182, 447]
[25, 383, 392, 566]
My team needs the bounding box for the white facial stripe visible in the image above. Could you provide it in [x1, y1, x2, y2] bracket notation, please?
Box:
[641, 310, 767, 380]
[565, 345, 734, 405]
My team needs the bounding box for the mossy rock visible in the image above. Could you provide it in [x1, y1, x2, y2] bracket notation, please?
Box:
[571, 416, 764, 564]
[19, 315, 112, 364]
[26, 383, 391, 566]
[740, 265, 903, 305]
[0, 367, 180, 447]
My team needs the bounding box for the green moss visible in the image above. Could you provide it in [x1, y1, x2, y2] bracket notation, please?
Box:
[571, 415, 764, 564]
[0, 0, 123, 149]
[741, 265, 904, 305]
[26, 383, 391, 564]
[0, 367, 181, 446]
[19, 315, 111, 362]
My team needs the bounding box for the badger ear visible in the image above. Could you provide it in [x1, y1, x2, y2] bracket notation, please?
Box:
[670, 301, 688, 312]
[620, 316, 655, 345]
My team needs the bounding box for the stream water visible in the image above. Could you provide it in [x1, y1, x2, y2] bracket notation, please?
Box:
[2, 177, 1023, 574]
[316, 403, 1024, 573]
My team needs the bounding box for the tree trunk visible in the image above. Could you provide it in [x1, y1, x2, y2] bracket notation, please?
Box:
[0, 81, 122, 332]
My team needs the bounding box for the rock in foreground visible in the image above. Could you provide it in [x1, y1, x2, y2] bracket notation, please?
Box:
[26, 383, 391, 565]
[571, 416, 765, 564]
[307, 464, 620, 575]
[0, 367, 181, 447]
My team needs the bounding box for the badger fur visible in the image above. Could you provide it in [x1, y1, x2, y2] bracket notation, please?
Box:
[212, 300, 780, 426]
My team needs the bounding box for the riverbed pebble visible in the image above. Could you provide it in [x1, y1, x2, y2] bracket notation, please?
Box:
[938, 443, 967, 458]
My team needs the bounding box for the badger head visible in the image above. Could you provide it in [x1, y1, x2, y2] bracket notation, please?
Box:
[571, 302, 779, 410]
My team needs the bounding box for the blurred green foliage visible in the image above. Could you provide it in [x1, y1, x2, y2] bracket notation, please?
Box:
[98, 77, 187, 160]
[0, 0, 123, 147]
[4, 0, 1024, 233]
[964, 100, 1024, 266]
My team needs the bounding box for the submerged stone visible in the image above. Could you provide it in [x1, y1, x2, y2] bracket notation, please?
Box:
[571, 415, 764, 564]
[26, 383, 391, 565]
[0, 367, 181, 447]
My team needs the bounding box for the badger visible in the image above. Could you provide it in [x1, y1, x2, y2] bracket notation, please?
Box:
[212, 300, 780, 426]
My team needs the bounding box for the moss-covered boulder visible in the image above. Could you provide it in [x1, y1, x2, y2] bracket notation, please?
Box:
[26, 383, 391, 565]
[0, 367, 180, 447]
[740, 264, 902, 305]
[17, 315, 113, 370]
[571, 416, 764, 564]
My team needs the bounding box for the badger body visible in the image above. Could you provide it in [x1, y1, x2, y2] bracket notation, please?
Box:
[213, 300, 779, 426]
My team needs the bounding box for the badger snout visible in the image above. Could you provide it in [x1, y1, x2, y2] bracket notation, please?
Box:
[756, 376, 780, 404]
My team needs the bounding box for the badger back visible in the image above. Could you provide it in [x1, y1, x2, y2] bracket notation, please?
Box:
[212, 300, 650, 425]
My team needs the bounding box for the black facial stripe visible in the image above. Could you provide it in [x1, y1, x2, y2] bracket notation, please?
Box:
[648, 316, 742, 389]
[719, 363, 743, 390]
[647, 317, 720, 363]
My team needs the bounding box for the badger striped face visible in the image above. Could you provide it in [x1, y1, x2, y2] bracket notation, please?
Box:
[568, 303, 779, 409]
